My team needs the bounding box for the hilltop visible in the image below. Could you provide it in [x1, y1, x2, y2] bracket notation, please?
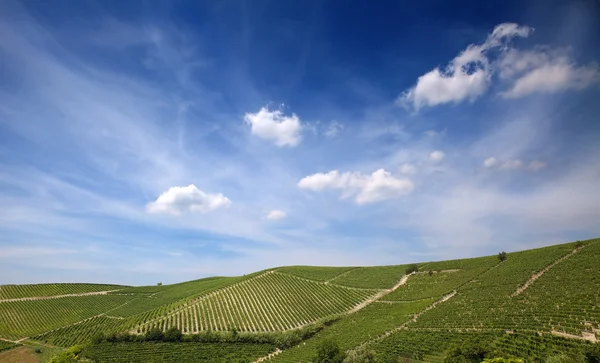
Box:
[0, 238, 599, 362]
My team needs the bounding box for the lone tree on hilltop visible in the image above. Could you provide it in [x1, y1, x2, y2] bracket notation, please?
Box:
[157, 282, 162, 286]
[498, 251, 507, 262]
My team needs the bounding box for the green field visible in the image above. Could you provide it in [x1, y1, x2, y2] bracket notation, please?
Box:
[0, 238, 598, 362]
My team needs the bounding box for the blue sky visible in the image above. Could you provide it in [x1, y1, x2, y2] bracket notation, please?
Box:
[1, 0, 599, 285]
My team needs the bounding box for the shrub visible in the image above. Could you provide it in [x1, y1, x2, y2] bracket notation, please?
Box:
[164, 327, 183, 342]
[315, 339, 346, 363]
[145, 328, 165, 341]
[344, 345, 375, 363]
[405, 264, 419, 274]
[498, 251, 507, 262]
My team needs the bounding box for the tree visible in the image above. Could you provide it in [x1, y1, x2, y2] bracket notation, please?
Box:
[157, 282, 163, 286]
[314, 339, 346, 363]
[498, 251, 507, 262]
[344, 345, 375, 363]
[444, 338, 496, 363]
[145, 328, 164, 341]
[585, 344, 600, 363]
[575, 241, 584, 249]
[164, 327, 183, 342]
[405, 264, 419, 274]
[428, 270, 434, 276]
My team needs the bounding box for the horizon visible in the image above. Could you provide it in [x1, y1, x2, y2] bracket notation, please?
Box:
[1, 0, 600, 286]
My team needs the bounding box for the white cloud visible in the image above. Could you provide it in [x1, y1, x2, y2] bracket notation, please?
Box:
[324, 120, 344, 138]
[399, 163, 417, 174]
[528, 160, 547, 171]
[428, 150, 445, 163]
[266, 210, 287, 220]
[499, 159, 524, 170]
[244, 107, 302, 147]
[398, 23, 532, 109]
[483, 157, 498, 168]
[298, 169, 414, 204]
[146, 184, 231, 215]
[500, 56, 600, 98]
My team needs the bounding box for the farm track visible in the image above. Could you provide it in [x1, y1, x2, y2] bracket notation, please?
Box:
[324, 268, 360, 284]
[0, 290, 122, 303]
[511, 247, 582, 297]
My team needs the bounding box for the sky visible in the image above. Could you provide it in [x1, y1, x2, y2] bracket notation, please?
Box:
[1, 0, 599, 286]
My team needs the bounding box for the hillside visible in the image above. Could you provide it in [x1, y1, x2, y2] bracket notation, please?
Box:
[0, 238, 598, 362]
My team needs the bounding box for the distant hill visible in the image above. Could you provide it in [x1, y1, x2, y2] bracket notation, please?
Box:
[0, 238, 598, 362]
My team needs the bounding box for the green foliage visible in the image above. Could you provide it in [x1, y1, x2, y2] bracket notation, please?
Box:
[584, 345, 600, 363]
[343, 344, 375, 363]
[546, 353, 585, 363]
[314, 339, 346, 363]
[0, 283, 126, 300]
[0, 295, 135, 339]
[136, 271, 377, 333]
[35, 316, 126, 347]
[145, 327, 165, 341]
[157, 282, 162, 286]
[405, 264, 419, 274]
[498, 251, 508, 262]
[164, 327, 183, 342]
[82, 342, 275, 363]
[482, 358, 524, 363]
[444, 338, 496, 363]
[276, 266, 357, 282]
[0, 340, 18, 353]
[48, 345, 83, 363]
[333, 265, 409, 289]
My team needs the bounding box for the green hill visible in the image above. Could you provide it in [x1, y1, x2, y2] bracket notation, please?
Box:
[0, 238, 598, 363]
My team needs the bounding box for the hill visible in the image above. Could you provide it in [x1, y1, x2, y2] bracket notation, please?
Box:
[0, 238, 598, 363]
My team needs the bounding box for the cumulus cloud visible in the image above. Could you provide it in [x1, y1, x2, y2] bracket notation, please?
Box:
[399, 163, 417, 174]
[244, 107, 302, 147]
[298, 169, 414, 204]
[499, 48, 600, 98]
[483, 157, 498, 168]
[266, 210, 287, 220]
[428, 150, 445, 163]
[398, 23, 533, 109]
[324, 120, 344, 138]
[146, 184, 231, 215]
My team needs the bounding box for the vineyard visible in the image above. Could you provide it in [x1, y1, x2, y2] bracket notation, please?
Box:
[0, 283, 126, 300]
[0, 238, 598, 363]
[81, 342, 276, 362]
[134, 271, 379, 333]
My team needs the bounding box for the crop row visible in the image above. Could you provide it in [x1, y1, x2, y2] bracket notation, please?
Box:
[0, 283, 125, 300]
[331, 265, 410, 289]
[270, 299, 434, 362]
[33, 316, 126, 347]
[136, 272, 377, 333]
[107, 276, 241, 318]
[81, 342, 276, 363]
[0, 294, 135, 340]
[411, 241, 600, 336]
[275, 266, 357, 282]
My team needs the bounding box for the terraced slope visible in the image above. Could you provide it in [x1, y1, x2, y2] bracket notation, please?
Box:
[275, 266, 356, 282]
[135, 271, 379, 333]
[0, 295, 135, 340]
[411, 240, 599, 337]
[0, 283, 126, 300]
[332, 264, 411, 289]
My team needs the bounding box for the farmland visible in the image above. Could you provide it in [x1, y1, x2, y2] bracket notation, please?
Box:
[0, 238, 598, 362]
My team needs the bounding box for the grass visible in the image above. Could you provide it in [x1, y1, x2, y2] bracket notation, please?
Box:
[332, 264, 410, 289]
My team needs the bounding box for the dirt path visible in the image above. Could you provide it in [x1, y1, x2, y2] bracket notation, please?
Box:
[366, 290, 457, 345]
[346, 272, 415, 314]
[512, 247, 581, 297]
[251, 348, 282, 363]
[551, 330, 598, 343]
[0, 289, 122, 303]
[324, 268, 360, 284]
